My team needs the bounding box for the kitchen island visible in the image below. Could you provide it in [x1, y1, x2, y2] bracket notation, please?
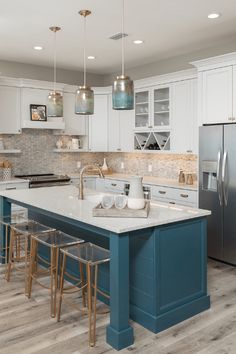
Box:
[0, 186, 210, 351]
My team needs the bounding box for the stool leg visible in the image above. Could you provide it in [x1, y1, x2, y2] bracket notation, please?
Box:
[50, 246, 55, 317]
[28, 238, 36, 299]
[24, 235, 30, 296]
[87, 263, 93, 346]
[91, 264, 98, 347]
[4, 225, 9, 278]
[57, 253, 67, 322]
[6, 228, 14, 282]
[53, 247, 59, 317]
[79, 262, 86, 308]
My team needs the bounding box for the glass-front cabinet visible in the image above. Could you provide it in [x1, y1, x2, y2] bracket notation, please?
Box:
[153, 86, 170, 128]
[134, 84, 171, 151]
[135, 90, 150, 129]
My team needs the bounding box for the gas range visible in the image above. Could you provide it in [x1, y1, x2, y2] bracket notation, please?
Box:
[15, 173, 71, 188]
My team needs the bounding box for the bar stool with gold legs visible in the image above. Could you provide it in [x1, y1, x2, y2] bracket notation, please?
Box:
[6, 220, 55, 295]
[57, 242, 110, 347]
[28, 231, 84, 318]
[0, 211, 27, 274]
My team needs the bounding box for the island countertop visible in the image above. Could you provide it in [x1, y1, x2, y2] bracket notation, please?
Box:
[0, 185, 210, 234]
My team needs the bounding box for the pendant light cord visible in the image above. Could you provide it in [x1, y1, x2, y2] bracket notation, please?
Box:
[53, 29, 57, 92]
[83, 15, 87, 87]
[121, 0, 125, 77]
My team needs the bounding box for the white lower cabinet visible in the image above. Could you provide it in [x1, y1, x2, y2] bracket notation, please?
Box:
[151, 185, 197, 207]
[88, 95, 108, 152]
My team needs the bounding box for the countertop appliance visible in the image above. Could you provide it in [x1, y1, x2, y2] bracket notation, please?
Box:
[15, 173, 70, 188]
[199, 124, 236, 264]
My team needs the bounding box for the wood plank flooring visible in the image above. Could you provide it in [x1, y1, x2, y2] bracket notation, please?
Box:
[0, 259, 236, 354]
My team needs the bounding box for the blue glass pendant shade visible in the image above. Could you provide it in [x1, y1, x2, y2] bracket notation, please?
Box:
[47, 91, 63, 117]
[75, 85, 94, 115]
[112, 75, 134, 110]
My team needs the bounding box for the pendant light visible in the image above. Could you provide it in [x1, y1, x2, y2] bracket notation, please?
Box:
[47, 26, 63, 117]
[112, 0, 134, 110]
[75, 10, 94, 115]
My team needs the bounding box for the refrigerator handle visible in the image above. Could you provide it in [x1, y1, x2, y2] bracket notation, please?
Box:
[217, 150, 223, 206]
[222, 151, 228, 206]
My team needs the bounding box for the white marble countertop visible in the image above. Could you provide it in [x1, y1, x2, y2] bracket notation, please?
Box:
[69, 173, 198, 191]
[0, 178, 29, 185]
[0, 185, 209, 233]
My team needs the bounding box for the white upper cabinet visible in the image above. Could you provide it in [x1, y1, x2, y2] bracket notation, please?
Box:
[21, 87, 65, 129]
[0, 85, 21, 134]
[171, 79, 198, 153]
[62, 92, 86, 135]
[88, 94, 108, 152]
[200, 66, 233, 125]
[108, 94, 134, 152]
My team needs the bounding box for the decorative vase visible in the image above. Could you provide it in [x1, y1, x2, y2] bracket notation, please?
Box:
[127, 176, 145, 210]
[101, 158, 108, 172]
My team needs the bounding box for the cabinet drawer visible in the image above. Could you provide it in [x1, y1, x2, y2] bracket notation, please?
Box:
[151, 186, 174, 200]
[171, 189, 197, 204]
[104, 179, 125, 193]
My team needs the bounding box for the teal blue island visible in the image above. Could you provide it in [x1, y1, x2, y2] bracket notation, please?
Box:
[0, 186, 211, 351]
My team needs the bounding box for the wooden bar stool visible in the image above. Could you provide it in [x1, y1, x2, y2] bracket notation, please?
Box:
[28, 230, 84, 318]
[6, 220, 55, 295]
[0, 212, 27, 272]
[58, 242, 110, 347]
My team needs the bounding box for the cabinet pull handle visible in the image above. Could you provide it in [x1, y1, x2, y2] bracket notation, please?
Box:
[148, 125, 153, 128]
[117, 148, 121, 151]
[111, 183, 117, 187]
[6, 187, 16, 190]
[186, 150, 192, 153]
[180, 193, 189, 198]
[159, 190, 166, 194]
[169, 201, 176, 205]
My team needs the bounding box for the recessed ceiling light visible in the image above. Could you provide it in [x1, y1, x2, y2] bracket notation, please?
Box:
[133, 40, 144, 44]
[87, 56, 95, 60]
[33, 46, 43, 51]
[208, 13, 221, 19]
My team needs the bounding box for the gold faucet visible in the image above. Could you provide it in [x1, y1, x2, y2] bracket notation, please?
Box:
[79, 164, 104, 200]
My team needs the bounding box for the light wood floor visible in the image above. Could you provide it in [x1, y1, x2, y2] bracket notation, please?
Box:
[0, 259, 236, 354]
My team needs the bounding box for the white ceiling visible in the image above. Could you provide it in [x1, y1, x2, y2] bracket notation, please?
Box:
[1, 0, 236, 74]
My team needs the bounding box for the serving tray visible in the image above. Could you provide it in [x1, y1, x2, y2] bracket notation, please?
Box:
[93, 201, 150, 218]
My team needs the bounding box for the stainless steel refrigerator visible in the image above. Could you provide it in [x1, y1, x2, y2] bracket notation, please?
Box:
[199, 124, 236, 265]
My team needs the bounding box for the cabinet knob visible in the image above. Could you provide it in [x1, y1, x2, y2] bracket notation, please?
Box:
[111, 183, 117, 187]
[159, 190, 166, 195]
[180, 193, 189, 198]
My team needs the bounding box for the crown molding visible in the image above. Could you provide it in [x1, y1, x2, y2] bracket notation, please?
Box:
[191, 52, 236, 71]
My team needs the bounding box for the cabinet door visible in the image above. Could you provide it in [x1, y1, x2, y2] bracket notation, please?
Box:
[89, 94, 108, 152]
[0, 86, 21, 134]
[201, 66, 233, 124]
[152, 85, 171, 129]
[120, 110, 134, 152]
[63, 92, 86, 135]
[134, 89, 151, 130]
[108, 94, 134, 152]
[171, 79, 197, 153]
[108, 95, 120, 152]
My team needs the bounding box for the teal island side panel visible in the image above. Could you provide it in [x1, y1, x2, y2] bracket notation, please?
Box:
[129, 217, 210, 332]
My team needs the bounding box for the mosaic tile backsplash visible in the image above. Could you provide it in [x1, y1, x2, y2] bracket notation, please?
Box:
[0, 130, 197, 179]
